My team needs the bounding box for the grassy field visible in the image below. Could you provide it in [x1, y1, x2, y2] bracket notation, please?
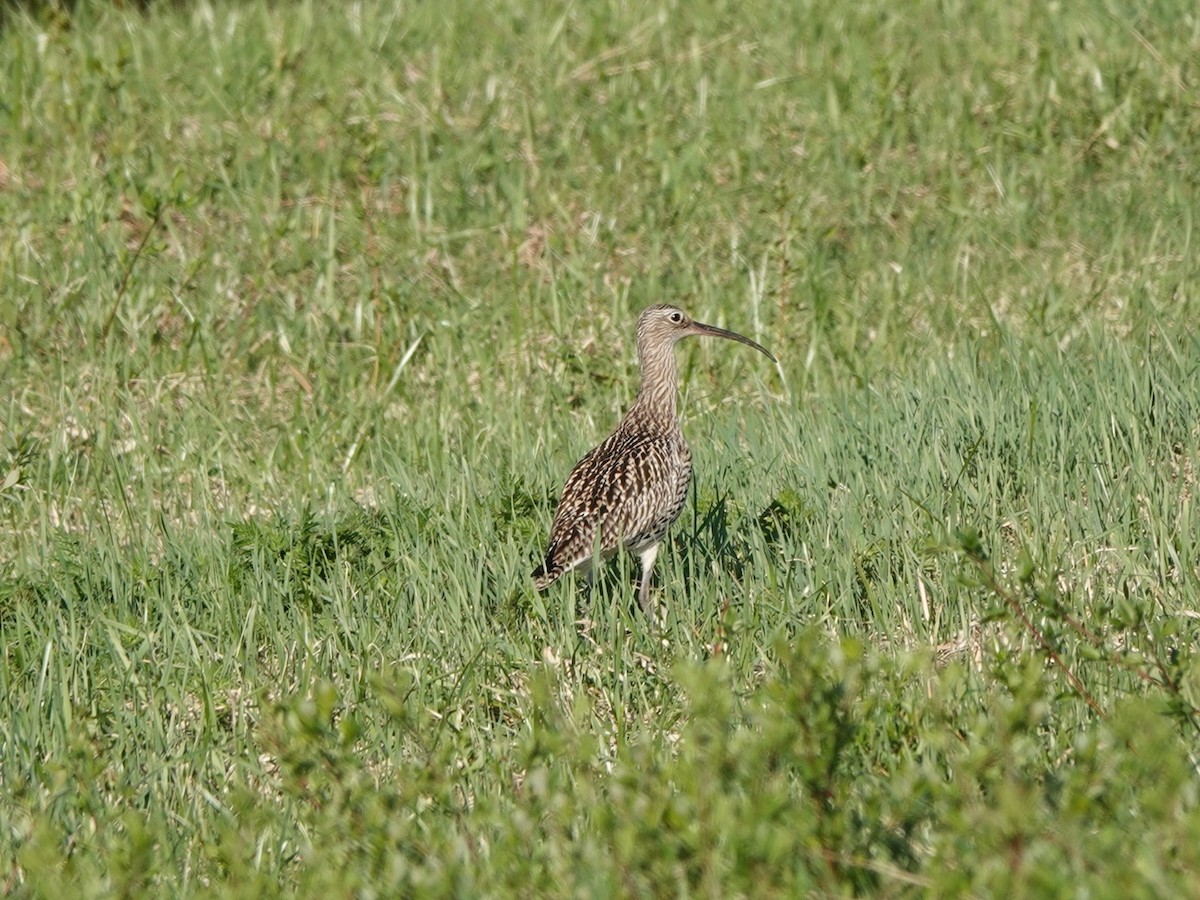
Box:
[2, 0, 1199, 894]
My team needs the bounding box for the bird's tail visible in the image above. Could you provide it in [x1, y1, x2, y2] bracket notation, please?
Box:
[531, 558, 564, 591]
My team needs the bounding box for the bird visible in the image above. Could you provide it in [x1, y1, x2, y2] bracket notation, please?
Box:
[532, 304, 775, 617]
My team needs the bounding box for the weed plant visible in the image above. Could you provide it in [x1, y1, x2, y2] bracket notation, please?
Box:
[2, 0, 1199, 895]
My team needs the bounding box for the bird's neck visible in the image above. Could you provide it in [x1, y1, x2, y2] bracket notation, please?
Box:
[631, 344, 679, 428]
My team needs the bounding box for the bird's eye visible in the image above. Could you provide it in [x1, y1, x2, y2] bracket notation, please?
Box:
[669, 311, 683, 323]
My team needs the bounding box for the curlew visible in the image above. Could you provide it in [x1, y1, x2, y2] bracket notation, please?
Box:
[532, 304, 775, 616]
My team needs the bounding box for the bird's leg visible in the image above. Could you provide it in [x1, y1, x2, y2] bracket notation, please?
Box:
[636, 543, 660, 620]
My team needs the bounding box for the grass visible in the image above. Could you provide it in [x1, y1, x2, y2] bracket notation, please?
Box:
[2, 0, 1199, 894]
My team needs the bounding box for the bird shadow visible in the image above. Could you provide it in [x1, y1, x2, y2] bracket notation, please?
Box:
[673, 491, 753, 598]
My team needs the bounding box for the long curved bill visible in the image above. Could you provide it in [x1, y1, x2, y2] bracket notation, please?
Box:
[690, 321, 777, 363]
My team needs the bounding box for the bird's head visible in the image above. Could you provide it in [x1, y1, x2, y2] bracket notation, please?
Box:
[636, 305, 776, 362]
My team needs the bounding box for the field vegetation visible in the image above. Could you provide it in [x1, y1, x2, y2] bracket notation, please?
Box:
[2, 0, 1199, 894]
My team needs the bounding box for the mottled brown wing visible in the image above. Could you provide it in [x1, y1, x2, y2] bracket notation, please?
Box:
[533, 428, 685, 588]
